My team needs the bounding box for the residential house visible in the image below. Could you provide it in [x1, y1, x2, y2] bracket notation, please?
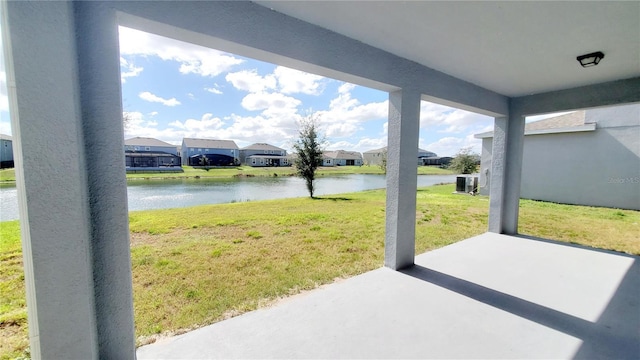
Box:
[0, 134, 14, 168]
[322, 150, 363, 166]
[240, 143, 289, 167]
[181, 138, 239, 166]
[124, 137, 180, 169]
[475, 104, 640, 210]
[364, 146, 437, 166]
[420, 156, 452, 166]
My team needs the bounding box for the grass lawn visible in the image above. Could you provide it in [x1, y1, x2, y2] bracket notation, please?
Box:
[0, 169, 15, 183]
[0, 165, 452, 183]
[1, 184, 638, 358]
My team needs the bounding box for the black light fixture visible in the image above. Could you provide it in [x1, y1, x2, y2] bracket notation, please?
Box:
[577, 51, 605, 68]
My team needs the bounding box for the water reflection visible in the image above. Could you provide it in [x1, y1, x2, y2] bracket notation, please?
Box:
[0, 174, 455, 221]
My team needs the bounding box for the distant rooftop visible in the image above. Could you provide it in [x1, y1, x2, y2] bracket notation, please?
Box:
[0, 134, 13, 141]
[364, 146, 436, 156]
[241, 143, 285, 151]
[183, 138, 239, 150]
[323, 150, 362, 160]
[125, 137, 175, 147]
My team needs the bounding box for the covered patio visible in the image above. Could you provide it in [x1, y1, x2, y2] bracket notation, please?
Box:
[137, 233, 638, 359]
[137, 233, 640, 359]
[2, 1, 638, 358]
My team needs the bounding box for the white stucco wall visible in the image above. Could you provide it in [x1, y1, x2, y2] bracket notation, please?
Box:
[480, 104, 640, 210]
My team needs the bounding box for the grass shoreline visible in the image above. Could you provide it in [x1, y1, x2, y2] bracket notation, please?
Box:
[1, 184, 638, 358]
[0, 165, 453, 184]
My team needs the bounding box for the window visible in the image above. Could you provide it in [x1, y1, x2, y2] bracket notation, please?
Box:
[198, 148, 202, 152]
[190, 148, 194, 153]
[145, 147, 150, 151]
[264, 150, 268, 154]
[251, 158, 256, 165]
[269, 150, 274, 154]
[134, 146, 139, 150]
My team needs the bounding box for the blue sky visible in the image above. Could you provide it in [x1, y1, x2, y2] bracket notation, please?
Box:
[1, 26, 561, 157]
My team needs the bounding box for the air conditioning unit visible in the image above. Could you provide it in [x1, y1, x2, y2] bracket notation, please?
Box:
[456, 176, 478, 194]
[456, 176, 467, 192]
[466, 176, 478, 194]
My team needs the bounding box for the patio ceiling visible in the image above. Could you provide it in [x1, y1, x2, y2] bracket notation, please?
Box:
[256, 1, 640, 98]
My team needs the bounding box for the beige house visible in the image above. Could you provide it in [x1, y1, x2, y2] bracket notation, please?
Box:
[322, 150, 363, 166]
[240, 143, 289, 167]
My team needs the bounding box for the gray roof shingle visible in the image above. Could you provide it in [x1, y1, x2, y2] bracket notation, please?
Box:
[182, 138, 239, 150]
[125, 137, 175, 147]
[241, 143, 285, 151]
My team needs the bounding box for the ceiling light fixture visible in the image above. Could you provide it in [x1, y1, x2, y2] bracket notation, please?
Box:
[577, 51, 605, 68]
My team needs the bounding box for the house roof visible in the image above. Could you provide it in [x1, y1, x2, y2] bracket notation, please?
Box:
[363, 146, 387, 154]
[323, 150, 363, 160]
[125, 137, 175, 147]
[364, 147, 435, 156]
[182, 138, 239, 150]
[474, 111, 593, 139]
[241, 143, 285, 152]
[0, 134, 12, 141]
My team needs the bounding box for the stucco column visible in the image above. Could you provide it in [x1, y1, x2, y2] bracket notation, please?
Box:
[488, 110, 525, 234]
[385, 89, 421, 270]
[3, 2, 135, 359]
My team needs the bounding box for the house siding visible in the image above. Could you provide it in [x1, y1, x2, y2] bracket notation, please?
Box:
[0, 136, 14, 168]
[181, 138, 239, 166]
[479, 104, 640, 210]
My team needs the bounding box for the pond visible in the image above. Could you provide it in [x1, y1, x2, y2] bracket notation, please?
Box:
[0, 174, 455, 221]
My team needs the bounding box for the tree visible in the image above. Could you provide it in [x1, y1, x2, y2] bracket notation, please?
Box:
[379, 149, 388, 174]
[293, 115, 324, 198]
[199, 154, 213, 171]
[123, 111, 133, 130]
[448, 147, 480, 174]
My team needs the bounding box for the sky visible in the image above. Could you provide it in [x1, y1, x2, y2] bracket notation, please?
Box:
[0, 26, 566, 157]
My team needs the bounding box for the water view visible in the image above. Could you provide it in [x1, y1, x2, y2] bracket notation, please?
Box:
[0, 174, 455, 221]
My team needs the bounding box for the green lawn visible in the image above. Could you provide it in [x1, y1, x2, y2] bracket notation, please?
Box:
[0, 169, 15, 183]
[1, 184, 638, 358]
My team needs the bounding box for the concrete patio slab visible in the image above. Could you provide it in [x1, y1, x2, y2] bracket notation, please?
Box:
[137, 233, 639, 359]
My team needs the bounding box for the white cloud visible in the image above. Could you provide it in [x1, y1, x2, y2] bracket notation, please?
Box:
[422, 134, 482, 157]
[118, 27, 244, 77]
[169, 113, 225, 132]
[419, 101, 493, 135]
[274, 66, 325, 95]
[139, 91, 181, 107]
[312, 84, 387, 138]
[205, 87, 223, 95]
[119, 57, 143, 83]
[241, 92, 301, 112]
[225, 69, 276, 93]
[326, 137, 386, 154]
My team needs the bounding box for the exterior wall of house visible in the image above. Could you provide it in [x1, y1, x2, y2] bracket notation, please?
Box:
[182, 144, 237, 165]
[247, 155, 288, 167]
[0, 138, 13, 168]
[480, 104, 640, 210]
[364, 152, 385, 166]
[240, 148, 287, 165]
[125, 144, 178, 155]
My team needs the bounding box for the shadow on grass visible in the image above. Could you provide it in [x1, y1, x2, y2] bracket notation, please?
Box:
[312, 196, 353, 202]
